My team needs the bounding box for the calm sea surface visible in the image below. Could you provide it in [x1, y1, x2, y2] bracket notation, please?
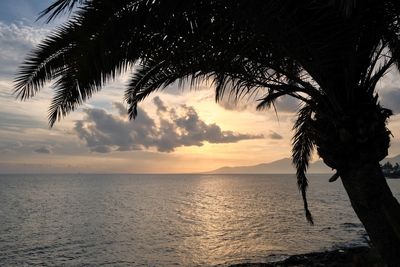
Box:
[0, 174, 399, 266]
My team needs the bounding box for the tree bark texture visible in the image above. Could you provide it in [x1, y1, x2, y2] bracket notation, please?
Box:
[340, 163, 400, 267]
[310, 93, 400, 265]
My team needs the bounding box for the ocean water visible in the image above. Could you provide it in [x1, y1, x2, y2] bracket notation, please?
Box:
[0, 174, 399, 266]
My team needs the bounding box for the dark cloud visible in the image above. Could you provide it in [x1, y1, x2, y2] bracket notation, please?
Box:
[91, 145, 113, 153]
[217, 94, 250, 111]
[153, 96, 167, 112]
[268, 131, 283, 140]
[273, 95, 300, 113]
[113, 102, 128, 117]
[34, 145, 53, 154]
[74, 107, 157, 153]
[74, 98, 263, 153]
[379, 88, 400, 114]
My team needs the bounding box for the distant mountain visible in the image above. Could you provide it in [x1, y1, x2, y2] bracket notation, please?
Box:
[209, 158, 332, 174]
[208, 154, 400, 174]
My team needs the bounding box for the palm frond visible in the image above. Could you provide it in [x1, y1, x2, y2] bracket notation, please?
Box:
[292, 104, 315, 224]
[47, 63, 102, 127]
[383, 0, 400, 64]
[14, 21, 79, 100]
[125, 60, 182, 119]
[368, 57, 395, 93]
[256, 84, 316, 111]
[38, 0, 86, 23]
[16, 1, 137, 124]
[48, 67, 81, 126]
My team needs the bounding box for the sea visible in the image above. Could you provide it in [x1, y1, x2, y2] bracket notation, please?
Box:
[0, 173, 399, 266]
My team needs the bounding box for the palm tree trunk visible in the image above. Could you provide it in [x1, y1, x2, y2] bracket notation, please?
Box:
[340, 162, 400, 267]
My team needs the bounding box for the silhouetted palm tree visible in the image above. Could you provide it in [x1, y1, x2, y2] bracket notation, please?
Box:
[14, 0, 400, 265]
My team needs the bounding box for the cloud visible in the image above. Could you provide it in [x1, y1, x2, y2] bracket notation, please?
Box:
[112, 102, 130, 117]
[379, 88, 400, 114]
[0, 21, 49, 77]
[1, 141, 55, 154]
[273, 95, 300, 113]
[215, 90, 300, 114]
[0, 141, 23, 153]
[74, 97, 263, 153]
[217, 95, 250, 111]
[34, 145, 53, 154]
[0, 111, 45, 129]
[153, 96, 168, 112]
[268, 131, 283, 140]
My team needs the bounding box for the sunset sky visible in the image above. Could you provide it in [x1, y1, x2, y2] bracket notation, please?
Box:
[2, 1, 400, 173]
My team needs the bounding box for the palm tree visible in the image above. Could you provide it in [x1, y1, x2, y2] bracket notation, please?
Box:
[14, 0, 400, 265]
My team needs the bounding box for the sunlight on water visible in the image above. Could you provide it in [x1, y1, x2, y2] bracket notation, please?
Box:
[0, 174, 399, 266]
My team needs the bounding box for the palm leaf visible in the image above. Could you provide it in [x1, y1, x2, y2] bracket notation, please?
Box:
[38, 0, 86, 23]
[292, 104, 315, 224]
[14, 21, 79, 100]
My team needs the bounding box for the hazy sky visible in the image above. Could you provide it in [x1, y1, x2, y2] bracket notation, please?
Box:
[1, 1, 400, 173]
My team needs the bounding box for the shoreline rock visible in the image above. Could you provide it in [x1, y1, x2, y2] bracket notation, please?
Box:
[230, 246, 384, 267]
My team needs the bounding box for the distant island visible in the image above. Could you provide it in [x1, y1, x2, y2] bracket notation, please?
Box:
[209, 155, 400, 177]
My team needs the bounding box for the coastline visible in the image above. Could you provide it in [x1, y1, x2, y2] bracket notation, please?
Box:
[230, 246, 384, 267]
